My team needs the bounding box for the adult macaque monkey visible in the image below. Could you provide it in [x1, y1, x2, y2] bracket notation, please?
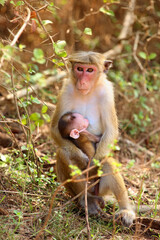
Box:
[51, 51, 135, 226]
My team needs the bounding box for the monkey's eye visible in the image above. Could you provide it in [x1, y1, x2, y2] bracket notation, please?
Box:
[87, 68, 94, 72]
[77, 67, 83, 72]
[70, 115, 76, 120]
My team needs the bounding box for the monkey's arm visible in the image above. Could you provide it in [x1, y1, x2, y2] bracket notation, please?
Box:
[50, 85, 74, 147]
[50, 94, 65, 147]
[94, 83, 118, 159]
[51, 83, 74, 146]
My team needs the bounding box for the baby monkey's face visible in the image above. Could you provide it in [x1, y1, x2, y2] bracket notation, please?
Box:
[68, 113, 89, 132]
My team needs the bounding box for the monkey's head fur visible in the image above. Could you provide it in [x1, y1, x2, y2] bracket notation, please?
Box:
[68, 51, 112, 74]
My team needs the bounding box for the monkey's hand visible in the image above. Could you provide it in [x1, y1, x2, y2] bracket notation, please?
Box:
[70, 147, 89, 169]
[115, 209, 135, 227]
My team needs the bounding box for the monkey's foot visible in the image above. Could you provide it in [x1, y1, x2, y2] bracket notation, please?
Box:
[80, 195, 103, 215]
[88, 201, 101, 215]
[116, 209, 136, 227]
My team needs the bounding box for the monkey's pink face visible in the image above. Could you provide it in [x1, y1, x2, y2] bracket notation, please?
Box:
[70, 113, 89, 130]
[74, 63, 98, 95]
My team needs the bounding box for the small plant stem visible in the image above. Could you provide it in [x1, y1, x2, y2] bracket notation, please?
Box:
[11, 66, 27, 138]
[85, 158, 92, 240]
[0, 112, 19, 148]
[10, 8, 31, 47]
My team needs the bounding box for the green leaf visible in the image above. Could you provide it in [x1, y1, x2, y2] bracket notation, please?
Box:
[41, 105, 48, 114]
[30, 123, 36, 131]
[16, 1, 24, 6]
[32, 58, 45, 64]
[10, 0, 15, 5]
[3, 45, 14, 60]
[53, 41, 67, 57]
[35, 119, 44, 127]
[0, 0, 7, 6]
[138, 51, 147, 60]
[32, 48, 46, 64]
[92, 158, 101, 167]
[84, 27, 92, 35]
[69, 165, 82, 176]
[103, 0, 120, 2]
[52, 58, 65, 66]
[49, 2, 54, 6]
[57, 51, 67, 57]
[30, 112, 41, 121]
[100, 7, 115, 16]
[21, 117, 27, 125]
[42, 113, 50, 122]
[42, 20, 53, 25]
[30, 96, 41, 104]
[97, 169, 103, 176]
[33, 48, 44, 59]
[151, 162, 160, 169]
[50, 166, 54, 172]
[31, 98, 41, 104]
[148, 52, 157, 60]
[21, 145, 28, 151]
[0, 42, 4, 49]
[19, 44, 26, 50]
[14, 210, 23, 217]
[56, 40, 66, 49]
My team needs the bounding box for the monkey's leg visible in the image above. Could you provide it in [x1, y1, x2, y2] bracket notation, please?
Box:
[99, 158, 135, 226]
[56, 148, 85, 196]
[56, 148, 103, 214]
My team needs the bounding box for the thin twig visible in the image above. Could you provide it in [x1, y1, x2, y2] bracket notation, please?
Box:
[118, 0, 136, 41]
[0, 190, 50, 198]
[23, 0, 54, 46]
[103, 0, 136, 59]
[10, 66, 27, 138]
[76, 2, 120, 24]
[23, 0, 69, 69]
[119, 137, 156, 158]
[85, 158, 92, 240]
[59, 179, 100, 209]
[10, 8, 31, 46]
[5, 72, 66, 100]
[0, 8, 31, 69]
[137, 126, 160, 145]
[0, 119, 30, 130]
[133, 31, 145, 71]
[35, 3, 49, 12]
[76, 9, 100, 24]
[0, 112, 19, 148]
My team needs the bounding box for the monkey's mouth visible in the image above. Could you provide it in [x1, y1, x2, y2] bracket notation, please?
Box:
[78, 88, 89, 95]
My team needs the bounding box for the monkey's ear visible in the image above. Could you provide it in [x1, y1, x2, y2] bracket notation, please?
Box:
[104, 60, 112, 73]
[70, 129, 80, 139]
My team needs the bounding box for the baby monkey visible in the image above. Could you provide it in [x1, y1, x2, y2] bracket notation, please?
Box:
[58, 112, 104, 209]
[58, 112, 100, 160]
